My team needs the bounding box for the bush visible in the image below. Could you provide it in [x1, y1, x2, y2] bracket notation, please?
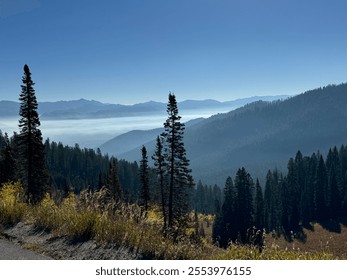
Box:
[0, 182, 28, 225]
[59, 193, 96, 240]
[33, 192, 58, 231]
[33, 192, 96, 240]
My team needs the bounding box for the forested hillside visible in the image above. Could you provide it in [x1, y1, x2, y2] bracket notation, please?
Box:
[186, 84, 347, 185]
[119, 83, 347, 185]
[43, 140, 141, 199]
[100, 118, 204, 157]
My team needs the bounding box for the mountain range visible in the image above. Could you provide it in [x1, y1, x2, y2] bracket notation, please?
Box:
[0, 95, 289, 120]
[104, 83, 347, 186]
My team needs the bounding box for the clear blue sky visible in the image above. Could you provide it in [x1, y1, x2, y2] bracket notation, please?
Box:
[1, 0, 347, 104]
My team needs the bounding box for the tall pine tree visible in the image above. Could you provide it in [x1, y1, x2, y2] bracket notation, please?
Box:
[140, 145, 150, 212]
[0, 133, 16, 185]
[152, 136, 167, 229]
[264, 170, 283, 233]
[326, 147, 342, 218]
[212, 176, 238, 247]
[106, 157, 122, 201]
[254, 178, 264, 230]
[161, 93, 193, 230]
[234, 167, 254, 243]
[314, 155, 328, 220]
[17, 64, 48, 203]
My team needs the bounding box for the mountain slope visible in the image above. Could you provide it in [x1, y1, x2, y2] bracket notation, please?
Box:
[100, 128, 163, 156]
[101, 118, 205, 156]
[118, 84, 347, 186]
[188, 83, 347, 184]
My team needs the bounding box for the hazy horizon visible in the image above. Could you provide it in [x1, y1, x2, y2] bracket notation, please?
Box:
[0, 93, 292, 105]
[1, 1, 347, 104]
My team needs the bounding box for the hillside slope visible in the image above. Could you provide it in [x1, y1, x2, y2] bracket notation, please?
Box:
[101, 118, 204, 156]
[119, 84, 347, 185]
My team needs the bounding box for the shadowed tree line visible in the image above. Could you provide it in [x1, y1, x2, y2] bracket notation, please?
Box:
[213, 147, 347, 248]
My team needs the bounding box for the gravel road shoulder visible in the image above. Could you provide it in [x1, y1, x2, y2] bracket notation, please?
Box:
[0, 238, 52, 260]
[0, 222, 140, 260]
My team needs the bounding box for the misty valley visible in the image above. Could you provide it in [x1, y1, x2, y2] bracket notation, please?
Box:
[0, 108, 231, 148]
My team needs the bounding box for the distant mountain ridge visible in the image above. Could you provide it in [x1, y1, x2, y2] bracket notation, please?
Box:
[0, 95, 289, 120]
[112, 83, 347, 186]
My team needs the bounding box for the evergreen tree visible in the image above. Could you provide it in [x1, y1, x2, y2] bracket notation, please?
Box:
[152, 136, 167, 229]
[254, 178, 264, 229]
[339, 145, 347, 214]
[212, 184, 222, 214]
[106, 157, 122, 201]
[326, 147, 342, 218]
[161, 93, 194, 230]
[264, 170, 283, 233]
[234, 167, 254, 243]
[195, 180, 205, 214]
[0, 133, 16, 185]
[98, 171, 106, 191]
[212, 176, 237, 247]
[214, 169, 255, 246]
[314, 155, 328, 220]
[17, 64, 48, 203]
[300, 153, 317, 226]
[140, 145, 150, 212]
[286, 152, 304, 231]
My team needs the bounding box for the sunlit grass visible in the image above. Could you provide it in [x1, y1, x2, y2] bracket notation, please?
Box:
[0, 182, 28, 225]
[212, 243, 333, 260]
[0, 182, 338, 260]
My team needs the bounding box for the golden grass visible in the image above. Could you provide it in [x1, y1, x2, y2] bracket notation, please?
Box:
[0, 182, 28, 225]
[0, 182, 342, 259]
[212, 243, 332, 260]
[266, 224, 347, 259]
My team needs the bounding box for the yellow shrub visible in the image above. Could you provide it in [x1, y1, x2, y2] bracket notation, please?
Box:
[56, 193, 94, 239]
[145, 206, 164, 226]
[0, 182, 28, 225]
[33, 192, 59, 230]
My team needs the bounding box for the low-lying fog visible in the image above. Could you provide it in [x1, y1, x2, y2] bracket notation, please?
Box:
[0, 108, 230, 149]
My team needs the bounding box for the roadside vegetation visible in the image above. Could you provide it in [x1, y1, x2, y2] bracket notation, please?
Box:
[0, 182, 335, 260]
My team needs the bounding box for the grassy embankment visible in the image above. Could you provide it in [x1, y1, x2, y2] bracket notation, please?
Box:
[0, 182, 338, 260]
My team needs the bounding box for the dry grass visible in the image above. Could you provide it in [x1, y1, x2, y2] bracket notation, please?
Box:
[212, 243, 332, 260]
[0, 182, 28, 225]
[266, 223, 347, 259]
[0, 182, 345, 259]
[30, 188, 204, 259]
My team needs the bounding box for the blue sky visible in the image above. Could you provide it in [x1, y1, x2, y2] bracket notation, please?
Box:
[1, 0, 347, 104]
